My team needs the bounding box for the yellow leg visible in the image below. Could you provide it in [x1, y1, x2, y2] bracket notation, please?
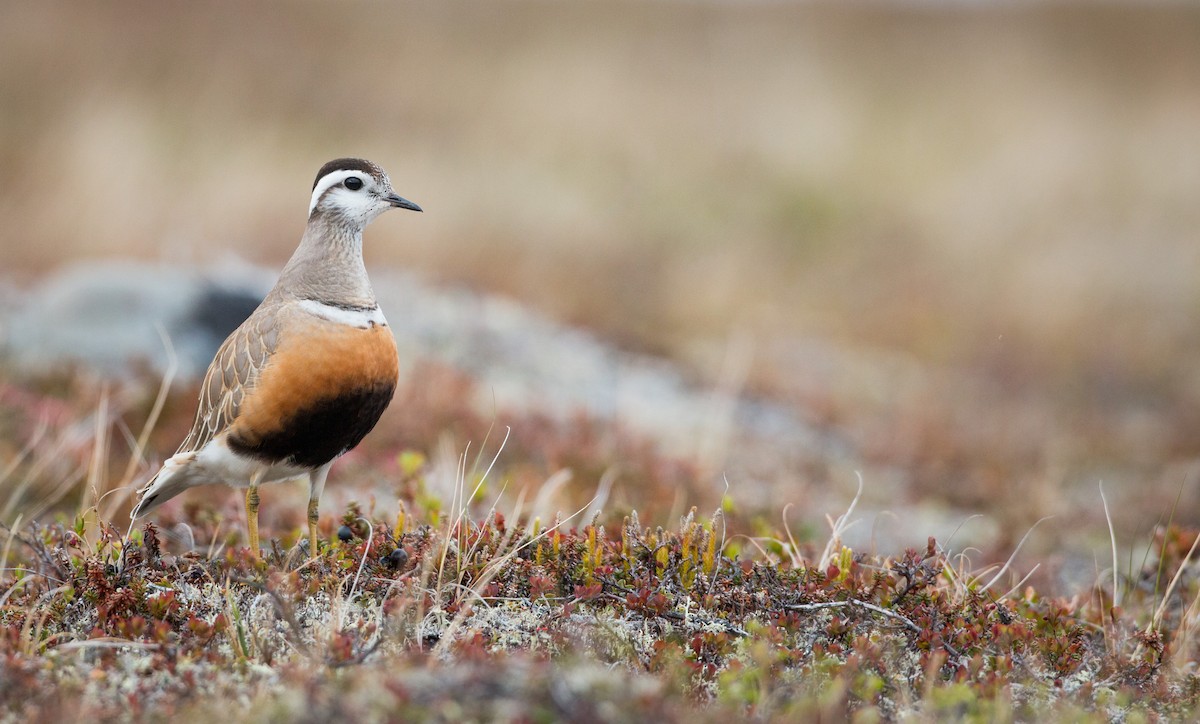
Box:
[307, 498, 319, 557]
[245, 475, 262, 557]
[306, 464, 331, 559]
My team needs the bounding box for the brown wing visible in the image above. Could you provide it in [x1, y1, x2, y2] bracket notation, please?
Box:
[175, 302, 281, 454]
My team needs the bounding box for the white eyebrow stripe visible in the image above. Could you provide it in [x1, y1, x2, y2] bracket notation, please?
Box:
[297, 299, 388, 328]
[308, 170, 367, 215]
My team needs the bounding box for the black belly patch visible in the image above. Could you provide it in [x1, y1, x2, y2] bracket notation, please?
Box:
[228, 382, 396, 468]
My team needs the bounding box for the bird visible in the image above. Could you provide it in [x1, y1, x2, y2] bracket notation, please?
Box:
[131, 158, 421, 557]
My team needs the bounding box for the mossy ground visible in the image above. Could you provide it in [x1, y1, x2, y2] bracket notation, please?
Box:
[3, 370, 1200, 722]
[2, 499, 1198, 722]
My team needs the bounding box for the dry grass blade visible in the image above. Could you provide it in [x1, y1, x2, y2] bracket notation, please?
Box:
[56, 639, 162, 652]
[583, 466, 618, 523]
[782, 502, 803, 568]
[84, 386, 110, 506]
[997, 564, 1040, 602]
[2, 414, 90, 524]
[109, 324, 178, 523]
[0, 414, 50, 520]
[979, 515, 1052, 593]
[818, 471, 863, 570]
[528, 468, 573, 526]
[1151, 529, 1200, 633]
[1172, 577, 1200, 668]
[1100, 482, 1120, 609]
[787, 600, 921, 634]
[0, 513, 24, 578]
[348, 517, 374, 602]
[431, 475, 606, 657]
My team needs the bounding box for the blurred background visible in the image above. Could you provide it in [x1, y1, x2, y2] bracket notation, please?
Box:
[2, 1, 1199, 587]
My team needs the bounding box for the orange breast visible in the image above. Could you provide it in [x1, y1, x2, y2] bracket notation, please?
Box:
[229, 317, 399, 465]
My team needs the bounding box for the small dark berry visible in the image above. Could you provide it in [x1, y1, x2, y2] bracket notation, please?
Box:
[385, 548, 409, 569]
[337, 525, 354, 542]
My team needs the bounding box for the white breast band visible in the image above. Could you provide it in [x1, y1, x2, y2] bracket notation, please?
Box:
[297, 299, 388, 328]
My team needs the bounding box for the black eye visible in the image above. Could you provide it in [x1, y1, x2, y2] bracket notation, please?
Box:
[344, 177, 364, 191]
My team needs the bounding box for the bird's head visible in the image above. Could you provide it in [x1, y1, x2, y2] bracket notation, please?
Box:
[308, 158, 422, 228]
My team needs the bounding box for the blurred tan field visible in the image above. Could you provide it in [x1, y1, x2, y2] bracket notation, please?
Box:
[3, 1, 1200, 581]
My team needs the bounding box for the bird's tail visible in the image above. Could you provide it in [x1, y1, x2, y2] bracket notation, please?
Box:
[130, 452, 201, 520]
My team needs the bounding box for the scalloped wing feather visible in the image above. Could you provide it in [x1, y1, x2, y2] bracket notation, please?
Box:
[176, 303, 281, 454]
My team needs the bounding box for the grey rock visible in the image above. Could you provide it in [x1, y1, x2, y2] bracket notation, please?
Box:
[2, 261, 841, 466]
[2, 260, 272, 377]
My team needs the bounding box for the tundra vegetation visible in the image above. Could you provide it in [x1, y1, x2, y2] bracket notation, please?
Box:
[1, 370, 1198, 722]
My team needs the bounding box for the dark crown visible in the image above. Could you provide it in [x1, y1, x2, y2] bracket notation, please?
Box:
[312, 158, 385, 189]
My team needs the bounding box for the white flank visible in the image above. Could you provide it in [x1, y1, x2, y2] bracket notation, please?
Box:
[132, 436, 308, 518]
[192, 435, 308, 486]
[297, 298, 388, 328]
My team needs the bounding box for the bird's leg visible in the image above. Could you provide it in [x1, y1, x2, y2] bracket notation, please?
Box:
[245, 469, 266, 557]
[307, 464, 331, 558]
